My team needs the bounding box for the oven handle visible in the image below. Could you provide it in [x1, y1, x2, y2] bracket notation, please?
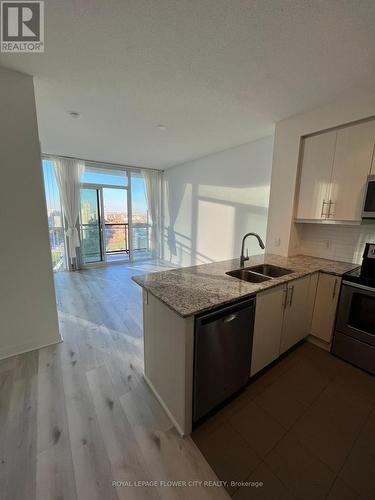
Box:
[342, 281, 375, 293]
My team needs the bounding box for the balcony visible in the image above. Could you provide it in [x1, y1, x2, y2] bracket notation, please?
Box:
[105, 222, 151, 262]
[78, 222, 152, 264]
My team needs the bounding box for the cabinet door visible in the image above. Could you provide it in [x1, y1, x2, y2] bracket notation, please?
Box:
[296, 131, 336, 220]
[329, 120, 375, 221]
[280, 275, 312, 354]
[310, 273, 341, 343]
[251, 285, 285, 376]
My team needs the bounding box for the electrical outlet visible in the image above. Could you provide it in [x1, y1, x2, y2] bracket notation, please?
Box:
[274, 237, 281, 247]
[325, 240, 332, 249]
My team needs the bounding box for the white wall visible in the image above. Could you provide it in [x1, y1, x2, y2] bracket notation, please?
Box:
[0, 67, 61, 359]
[266, 90, 375, 258]
[163, 136, 274, 267]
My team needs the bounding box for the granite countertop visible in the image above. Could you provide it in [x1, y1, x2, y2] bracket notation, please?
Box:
[132, 254, 358, 318]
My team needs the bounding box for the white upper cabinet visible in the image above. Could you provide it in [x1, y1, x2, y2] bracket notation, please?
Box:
[329, 120, 375, 221]
[296, 131, 336, 220]
[296, 119, 375, 223]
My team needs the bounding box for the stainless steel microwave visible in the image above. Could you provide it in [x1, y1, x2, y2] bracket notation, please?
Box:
[362, 175, 375, 219]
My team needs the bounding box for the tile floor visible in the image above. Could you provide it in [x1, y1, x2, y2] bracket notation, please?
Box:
[192, 342, 375, 500]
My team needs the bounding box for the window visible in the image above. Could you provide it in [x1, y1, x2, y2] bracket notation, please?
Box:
[82, 164, 128, 187]
[42, 157, 159, 267]
[131, 171, 151, 259]
[42, 159, 66, 271]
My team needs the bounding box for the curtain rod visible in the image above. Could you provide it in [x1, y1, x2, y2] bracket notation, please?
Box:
[42, 153, 164, 173]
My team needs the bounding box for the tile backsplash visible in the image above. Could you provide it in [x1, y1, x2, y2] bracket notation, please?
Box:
[296, 222, 375, 264]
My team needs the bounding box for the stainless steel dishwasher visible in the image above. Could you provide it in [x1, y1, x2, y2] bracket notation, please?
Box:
[193, 297, 255, 423]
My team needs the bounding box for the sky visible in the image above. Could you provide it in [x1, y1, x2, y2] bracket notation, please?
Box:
[42, 159, 147, 215]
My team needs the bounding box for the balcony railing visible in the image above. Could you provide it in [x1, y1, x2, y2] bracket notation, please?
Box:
[132, 223, 151, 253]
[104, 223, 129, 254]
[79, 222, 151, 263]
[105, 222, 150, 254]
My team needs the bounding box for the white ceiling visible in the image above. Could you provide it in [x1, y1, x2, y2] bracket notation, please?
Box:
[1, 0, 375, 169]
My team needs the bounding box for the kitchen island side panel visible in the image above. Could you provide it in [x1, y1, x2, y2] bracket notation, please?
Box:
[143, 290, 194, 435]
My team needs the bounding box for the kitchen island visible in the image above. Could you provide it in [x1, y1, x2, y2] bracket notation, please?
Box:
[132, 254, 357, 435]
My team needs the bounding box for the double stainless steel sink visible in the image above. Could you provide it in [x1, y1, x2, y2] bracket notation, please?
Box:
[226, 264, 293, 283]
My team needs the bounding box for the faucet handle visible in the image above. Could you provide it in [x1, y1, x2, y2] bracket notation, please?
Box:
[244, 249, 249, 261]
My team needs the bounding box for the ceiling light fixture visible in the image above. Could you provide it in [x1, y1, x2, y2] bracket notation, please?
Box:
[68, 111, 81, 119]
[156, 124, 167, 131]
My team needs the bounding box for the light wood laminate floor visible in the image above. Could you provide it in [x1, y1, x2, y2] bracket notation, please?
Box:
[0, 261, 229, 500]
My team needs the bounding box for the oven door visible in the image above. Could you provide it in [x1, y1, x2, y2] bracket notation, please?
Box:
[336, 281, 375, 346]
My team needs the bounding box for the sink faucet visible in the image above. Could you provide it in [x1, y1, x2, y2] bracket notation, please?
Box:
[240, 233, 265, 267]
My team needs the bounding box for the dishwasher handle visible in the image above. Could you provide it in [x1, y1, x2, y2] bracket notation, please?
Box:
[197, 297, 256, 327]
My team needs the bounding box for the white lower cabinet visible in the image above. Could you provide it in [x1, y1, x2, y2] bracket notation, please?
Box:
[251, 285, 285, 376]
[310, 273, 341, 343]
[279, 275, 315, 354]
[251, 274, 317, 375]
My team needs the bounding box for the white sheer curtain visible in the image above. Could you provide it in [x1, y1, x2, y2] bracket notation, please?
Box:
[142, 169, 162, 258]
[53, 158, 85, 267]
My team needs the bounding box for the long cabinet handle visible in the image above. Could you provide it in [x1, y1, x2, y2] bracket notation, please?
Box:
[320, 200, 328, 218]
[282, 286, 288, 309]
[328, 200, 335, 218]
[288, 285, 294, 307]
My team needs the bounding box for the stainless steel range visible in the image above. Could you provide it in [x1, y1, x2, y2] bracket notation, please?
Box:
[332, 243, 375, 375]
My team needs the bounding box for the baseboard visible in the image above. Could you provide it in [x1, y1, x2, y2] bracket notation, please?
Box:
[0, 335, 63, 361]
[306, 335, 331, 352]
[143, 374, 187, 437]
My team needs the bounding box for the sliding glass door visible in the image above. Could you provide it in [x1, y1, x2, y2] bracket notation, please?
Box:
[78, 165, 153, 266]
[79, 188, 103, 264]
[79, 165, 130, 265]
[102, 187, 130, 262]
